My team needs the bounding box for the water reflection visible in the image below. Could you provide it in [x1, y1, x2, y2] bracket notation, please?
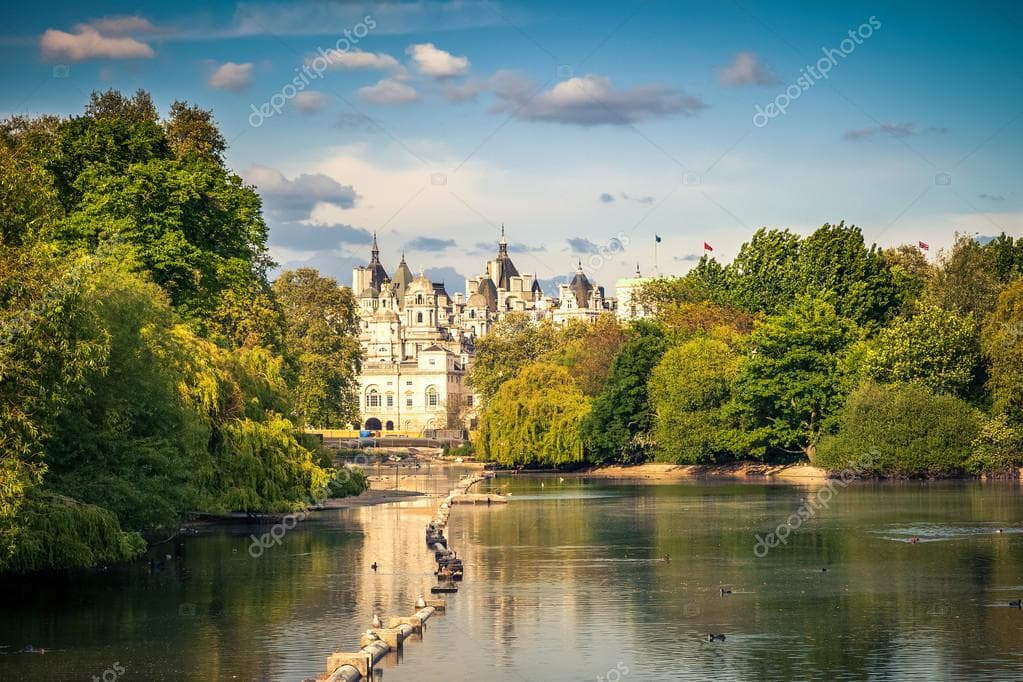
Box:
[1, 475, 1021, 681]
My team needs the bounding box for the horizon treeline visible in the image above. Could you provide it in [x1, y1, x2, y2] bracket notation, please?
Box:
[473, 223, 1023, 476]
[0, 89, 365, 574]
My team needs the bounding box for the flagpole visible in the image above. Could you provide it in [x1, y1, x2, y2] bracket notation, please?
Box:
[654, 238, 658, 274]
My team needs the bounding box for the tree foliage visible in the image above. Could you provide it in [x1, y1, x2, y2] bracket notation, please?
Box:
[649, 337, 740, 463]
[817, 382, 982, 477]
[476, 363, 590, 466]
[982, 277, 1023, 427]
[862, 305, 980, 397]
[726, 294, 858, 458]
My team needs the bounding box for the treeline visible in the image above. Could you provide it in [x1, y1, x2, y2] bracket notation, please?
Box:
[0, 90, 364, 573]
[472, 223, 1023, 477]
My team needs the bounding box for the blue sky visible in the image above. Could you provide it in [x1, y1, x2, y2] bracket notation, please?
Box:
[2, 0, 1021, 292]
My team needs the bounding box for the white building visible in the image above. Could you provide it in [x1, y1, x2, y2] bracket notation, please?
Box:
[615, 265, 656, 321]
[352, 229, 615, 433]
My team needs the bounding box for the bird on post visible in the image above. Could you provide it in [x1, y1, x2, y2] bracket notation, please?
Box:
[372, 613, 382, 628]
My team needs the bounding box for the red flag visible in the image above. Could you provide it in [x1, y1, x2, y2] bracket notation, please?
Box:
[918, 241, 929, 251]
[704, 242, 713, 252]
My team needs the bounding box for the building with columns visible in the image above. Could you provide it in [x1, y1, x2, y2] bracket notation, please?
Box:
[352, 229, 615, 433]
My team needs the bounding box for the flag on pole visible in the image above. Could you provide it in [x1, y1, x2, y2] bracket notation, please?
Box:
[918, 240, 929, 251]
[704, 242, 713, 252]
[655, 234, 662, 243]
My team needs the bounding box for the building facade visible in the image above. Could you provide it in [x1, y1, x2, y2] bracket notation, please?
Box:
[351, 229, 617, 433]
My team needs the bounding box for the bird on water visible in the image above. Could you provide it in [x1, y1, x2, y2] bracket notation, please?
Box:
[372, 613, 382, 628]
[720, 588, 732, 596]
[1010, 599, 1022, 608]
[371, 561, 378, 571]
[708, 633, 726, 642]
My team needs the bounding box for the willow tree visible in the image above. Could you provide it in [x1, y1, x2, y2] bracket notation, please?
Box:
[476, 363, 590, 467]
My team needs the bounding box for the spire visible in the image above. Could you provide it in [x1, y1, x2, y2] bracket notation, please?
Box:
[635, 262, 641, 277]
[500, 223, 507, 244]
[371, 232, 379, 257]
[576, 258, 583, 273]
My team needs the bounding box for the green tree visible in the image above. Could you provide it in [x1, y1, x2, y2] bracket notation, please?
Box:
[476, 363, 590, 467]
[982, 278, 1023, 426]
[926, 233, 1003, 319]
[163, 100, 227, 164]
[795, 222, 897, 326]
[723, 227, 802, 313]
[727, 294, 858, 459]
[581, 321, 667, 464]
[817, 382, 981, 476]
[468, 313, 583, 404]
[985, 233, 1023, 282]
[649, 336, 740, 463]
[862, 305, 980, 397]
[273, 268, 362, 427]
[884, 244, 932, 314]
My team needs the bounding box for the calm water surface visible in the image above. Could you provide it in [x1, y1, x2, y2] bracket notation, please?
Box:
[3, 472, 1022, 681]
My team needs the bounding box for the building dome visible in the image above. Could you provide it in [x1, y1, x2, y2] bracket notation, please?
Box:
[359, 286, 380, 299]
[373, 307, 399, 322]
[467, 292, 487, 308]
[569, 261, 593, 308]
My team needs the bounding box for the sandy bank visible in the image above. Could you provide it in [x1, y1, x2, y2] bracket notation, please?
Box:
[577, 462, 830, 482]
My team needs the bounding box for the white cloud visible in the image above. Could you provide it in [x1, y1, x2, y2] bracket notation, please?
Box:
[717, 51, 777, 87]
[843, 122, 919, 140]
[294, 90, 328, 113]
[406, 42, 469, 78]
[358, 79, 420, 105]
[305, 49, 400, 72]
[242, 165, 359, 221]
[40, 25, 154, 62]
[492, 73, 707, 126]
[207, 61, 253, 91]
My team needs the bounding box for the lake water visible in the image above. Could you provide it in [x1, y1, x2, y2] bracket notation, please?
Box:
[3, 471, 1023, 681]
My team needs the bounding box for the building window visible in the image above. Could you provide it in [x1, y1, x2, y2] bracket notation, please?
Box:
[406, 380, 413, 386]
[417, 295, 423, 305]
[429, 358, 436, 366]
[386, 393, 394, 407]
[417, 312, 423, 323]
[406, 397, 413, 408]
[426, 386, 439, 407]
[366, 389, 381, 408]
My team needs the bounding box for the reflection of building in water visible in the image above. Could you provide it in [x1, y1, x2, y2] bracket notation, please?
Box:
[351, 228, 617, 432]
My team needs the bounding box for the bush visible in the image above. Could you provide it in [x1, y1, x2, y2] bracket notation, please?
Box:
[816, 381, 981, 476]
[967, 414, 1023, 475]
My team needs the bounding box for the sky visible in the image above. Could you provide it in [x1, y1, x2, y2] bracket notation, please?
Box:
[2, 0, 1021, 293]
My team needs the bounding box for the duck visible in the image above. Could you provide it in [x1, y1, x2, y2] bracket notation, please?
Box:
[720, 588, 732, 596]
[372, 613, 382, 628]
[1010, 599, 1022, 608]
[663, 554, 671, 563]
[910, 537, 919, 544]
[708, 633, 726, 642]
[416, 595, 427, 609]
[371, 561, 378, 571]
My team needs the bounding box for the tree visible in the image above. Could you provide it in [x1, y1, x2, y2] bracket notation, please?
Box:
[557, 313, 629, 396]
[164, 100, 227, 164]
[925, 233, 1003, 319]
[985, 233, 1023, 283]
[982, 278, 1023, 427]
[862, 305, 980, 397]
[884, 244, 932, 314]
[273, 268, 362, 428]
[722, 227, 802, 313]
[816, 382, 981, 476]
[795, 222, 897, 326]
[648, 337, 740, 463]
[727, 294, 858, 459]
[581, 321, 667, 464]
[476, 363, 590, 467]
[468, 313, 583, 404]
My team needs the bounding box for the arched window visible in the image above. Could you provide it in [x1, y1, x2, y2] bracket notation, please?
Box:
[417, 312, 424, 323]
[469, 310, 475, 319]
[426, 386, 440, 408]
[417, 294, 423, 305]
[366, 388, 381, 408]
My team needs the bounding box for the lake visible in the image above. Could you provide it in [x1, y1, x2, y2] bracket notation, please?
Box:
[3, 471, 1022, 681]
